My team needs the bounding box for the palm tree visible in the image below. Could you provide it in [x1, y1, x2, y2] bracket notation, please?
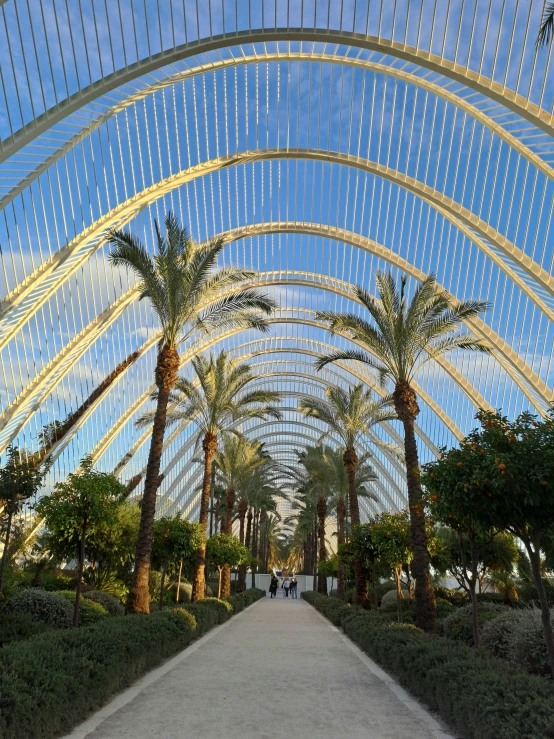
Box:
[299, 384, 396, 603]
[537, 3, 554, 47]
[316, 446, 377, 598]
[214, 436, 271, 596]
[315, 271, 489, 630]
[140, 350, 281, 600]
[106, 213, 276, 613]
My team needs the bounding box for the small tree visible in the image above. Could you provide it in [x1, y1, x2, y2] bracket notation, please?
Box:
[36, 458, 125, 627]
[0, 447, 45, 597]
[349, 523, 380, 610]
[424, 410, 554, 675]
[151, 516, 204, 609]
[371, 511, 414, 621]
[318, 555, 339, 595]
[206, 533, 248, 599]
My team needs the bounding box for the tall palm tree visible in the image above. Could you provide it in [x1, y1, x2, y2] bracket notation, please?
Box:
[214, 436, 271, 596]
[315, 271, 489, 630]
[142, 350, 281, 600]
[299, 384, 396, 603]
[316, 446, 377, 598]
[106, 213, 276, 613]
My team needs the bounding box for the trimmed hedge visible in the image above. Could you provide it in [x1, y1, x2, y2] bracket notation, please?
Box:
[303, 592, 554, 739]
[0, 588, 265, 739]
[83, 590, 125, 617]
[52, 591, 110, 625]
[3, 589, 73, 628]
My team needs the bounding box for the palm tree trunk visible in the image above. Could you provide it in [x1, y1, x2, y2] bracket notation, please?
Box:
[220, 487, 236, 598]
[0, 509, 14, 597]
[129, 345, 179, 614]
[209, 467, 216, 537]
[312, 519, 318, 590]
[343, 447, 368, 605]
[317, 498, 328, 594]
[394, 380, 436, 632]
[251, 509, 259, 589]
[336, 497, 346, 600]
[191, 430, 218, 602]
[259, 509, 267, 573]
[237, 497, 248, 592]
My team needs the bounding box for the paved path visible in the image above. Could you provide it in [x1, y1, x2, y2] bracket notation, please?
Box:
[67, 597, 455, 739]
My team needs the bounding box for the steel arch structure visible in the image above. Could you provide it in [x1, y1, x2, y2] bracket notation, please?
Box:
[0, 0, 552, 519]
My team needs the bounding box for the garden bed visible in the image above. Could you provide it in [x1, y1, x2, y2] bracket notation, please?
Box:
[302, 592, 554, 739]
[0, 588, 265, 739]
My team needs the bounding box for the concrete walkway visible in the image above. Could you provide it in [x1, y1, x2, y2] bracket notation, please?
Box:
[66, 597, 455, 739]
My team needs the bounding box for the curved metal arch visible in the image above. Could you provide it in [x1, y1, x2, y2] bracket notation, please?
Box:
[2, 149, 551, 361]
[1, 264, 499, 456]
[89, 315, 462, 485]
[155, 379, 407, 511]
[115, 344, 438, 485]
[4, 51, 553, 214]
[164, 420, 401, 517]
[2, 26, 553, 165]
[164, 420, 399, 519]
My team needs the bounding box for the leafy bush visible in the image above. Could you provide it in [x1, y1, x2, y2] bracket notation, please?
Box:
[433, 586, 468, 607]
[435, 597, 456, 619]
[303, 592, 554, 739]
[83, 589, 125, 617]
[172, 582, 193, 603]
[380, 588, 409, 611]
[226, 594, 245, 613]
[153, 608, 197, 634]
[482, 608, 554, 677]
[0, 611, 50, 646]
[52, 591, 110, 625]
[177, 603, 217, 635]
[442, 603, 507, 646]
[0, 612, 194, 739]
[197, 597, 233, 623]
[4, 589, 73, 629]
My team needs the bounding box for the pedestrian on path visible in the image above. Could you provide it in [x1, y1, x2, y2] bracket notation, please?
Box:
[269, 575, 278, 598]
[282, 577, 290, 597]
[290, 576, 298, 598]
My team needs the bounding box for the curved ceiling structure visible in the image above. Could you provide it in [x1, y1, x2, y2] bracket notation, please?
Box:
[0, 0, 552, 519]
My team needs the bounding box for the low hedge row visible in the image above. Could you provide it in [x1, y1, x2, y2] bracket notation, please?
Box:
[302, 592, 554, 739]
[0, 588, 265, 739]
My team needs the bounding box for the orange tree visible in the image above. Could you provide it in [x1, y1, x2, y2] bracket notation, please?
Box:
[370, 510, 414, 621]
[151, 516, 204, 609]
[347, 522, 380, 610]
[206, 533, 249, 599]
[423, 410, 554, 675]
[36, 458, 125, 627]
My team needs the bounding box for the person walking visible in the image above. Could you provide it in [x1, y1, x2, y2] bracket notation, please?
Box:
[282, 577, 290, 598]
[270, 575, 278, 598]
[290, 576, 298, 599]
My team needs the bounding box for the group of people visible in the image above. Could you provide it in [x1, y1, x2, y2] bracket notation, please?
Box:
[269, 575, 298, 599]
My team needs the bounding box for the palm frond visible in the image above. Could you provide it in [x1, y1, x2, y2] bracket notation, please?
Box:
[537, 2, 554, 47]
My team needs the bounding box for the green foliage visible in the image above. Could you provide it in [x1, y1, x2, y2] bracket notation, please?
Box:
[51, 590, 109, 625]
[197, 596, 233, 623]
[0, 611, 50, 646]
[441, 603, 507, 646]
[84, 501, 140, 572]
[151, 516, 204, 575]
[0, 446, 45, 515]
[206, 533, 249, 570]
[303, 592, 554, 739]
[4, 589, 73, 628]
[318, 554, 339, 578]
[83, 570, 128, 600]
[36, 458, 125, 562]
[82, 590, 125, 617]
[435, 597, 456, 618]
[370, 510, 413, 572]
[0, 612, 195, 739]
[153, 607, 197, 633]
[380, 588, 409, 612]
[177, 602, 217, 635]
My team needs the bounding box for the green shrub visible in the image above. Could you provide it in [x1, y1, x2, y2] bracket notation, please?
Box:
[177, 603, 217, 635]
[197, 597, 233, 623]
[226, 593, 245, 613]
[0, 611, 50, 646]
[303, 592, 554, 739]
[4, 589, 73, 628]
[433, 586, 468, 607]
[380, 588, 410, 612]
[442, 603, 507, 646]
[83, 590, 125, 617]
[171, 582, 193, 603]
[435, 597, 456, 619]
[482, 608, 554, 677]
[0, 612, 194, 739]
[52, 591, 110, 625]
[153, 608, 197, 634]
